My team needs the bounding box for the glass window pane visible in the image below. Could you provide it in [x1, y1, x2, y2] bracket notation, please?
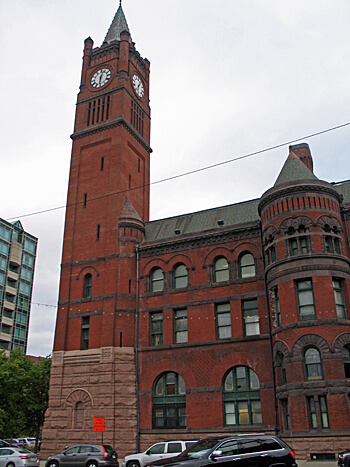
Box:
[238, 401, 249, 425]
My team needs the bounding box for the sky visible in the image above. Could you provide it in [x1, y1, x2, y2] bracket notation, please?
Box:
[0, 0, 349, 356]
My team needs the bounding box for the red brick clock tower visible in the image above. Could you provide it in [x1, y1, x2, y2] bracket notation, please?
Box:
[42, 2, 151, 457]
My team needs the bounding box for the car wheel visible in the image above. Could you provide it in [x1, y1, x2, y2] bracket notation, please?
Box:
[127, 461, 140, 467]
[48, 461, 59, 467]
[87, 461, 98, 467]
[6, 463, 15, 467]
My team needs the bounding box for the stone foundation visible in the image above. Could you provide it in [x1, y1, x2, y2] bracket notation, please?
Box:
[41, 347, 137, 460]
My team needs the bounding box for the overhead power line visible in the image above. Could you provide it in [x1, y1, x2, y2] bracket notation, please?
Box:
[6, 120, 350, 222]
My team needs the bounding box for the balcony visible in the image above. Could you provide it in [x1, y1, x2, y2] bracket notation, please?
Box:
[9, 241, 23, 267]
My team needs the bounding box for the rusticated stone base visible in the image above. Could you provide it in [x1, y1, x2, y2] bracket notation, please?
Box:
[41, 347, 137, 460]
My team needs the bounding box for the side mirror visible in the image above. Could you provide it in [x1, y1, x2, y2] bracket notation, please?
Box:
[211, 451, 223, 459]
[146, 450, 151, 455]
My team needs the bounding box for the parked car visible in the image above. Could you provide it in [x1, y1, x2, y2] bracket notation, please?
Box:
[144, 434, 297, 467]
[45, 444, 118, 467]
[5, 439, 26, 449]
[0, 446, 39, 467]
[0, 442, 9, 449]
[18, 439, 37, 450]
[122, 440, 199, 467]
[338, 449, 350, 467]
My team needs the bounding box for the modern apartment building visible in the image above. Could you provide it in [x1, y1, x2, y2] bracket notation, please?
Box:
[0, 218, 37, 354]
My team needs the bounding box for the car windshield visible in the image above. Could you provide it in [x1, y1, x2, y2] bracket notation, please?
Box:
[183, 439, 220, 459]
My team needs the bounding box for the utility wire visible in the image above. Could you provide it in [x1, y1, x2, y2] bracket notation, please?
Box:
[6, 120, 350, 222]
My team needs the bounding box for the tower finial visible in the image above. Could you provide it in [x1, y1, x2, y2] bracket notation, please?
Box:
[120, 0, 122, 6]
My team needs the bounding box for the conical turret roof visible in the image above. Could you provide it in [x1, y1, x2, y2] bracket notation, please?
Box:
[118, 196, 145, 233]
[274, 152, 319, 187]
[104, 1, 132, 44]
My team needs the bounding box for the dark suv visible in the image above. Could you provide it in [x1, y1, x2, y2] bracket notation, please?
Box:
[45, 444, 118, 467]
[145, 434, 297, 467]
[338, 449, 350, 467]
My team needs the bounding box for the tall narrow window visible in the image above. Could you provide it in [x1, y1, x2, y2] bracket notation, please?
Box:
[100, 156, 104, 171]
[151, 268, 164, 292]
[138, 158, 141, 173]
[299, 226, 309, 254]
[296, 280, 316, 321]
[343, 346, 350, 378]
[174, 310, 188, 343]
[304, 347, 322, 381]
[223, 366, 261, 426]
[283, 399, 290, 430]
[129, 174, 131, 190]
[239, 253, 255, 278]
[75, 402, 84, 429]
[320, 396, 329, 428]
[96, 224, 100, 241]
[274, 288, 281, 326]
[281, 353, 287, 385]
[150, 312, 163, 346]
[214, 257, 229, 282]
[174, 264, 188, 289]
[84, 274, 92, 299]
[83, 193, 87, 208]
[242, 299, 259, 336]
[153, 372, 186, 428]
[333, 279, 346, 318]
[308, 396, 317, 429]
[81, 316, 90, 350]
[216, 303, 231, 339]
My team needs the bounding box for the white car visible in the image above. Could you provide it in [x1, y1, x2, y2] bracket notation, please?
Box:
[18, 438, 37, 450]
[122, 440, 198, 467]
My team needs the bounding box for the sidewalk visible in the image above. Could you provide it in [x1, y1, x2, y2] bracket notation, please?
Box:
[297, 461, 337, 467]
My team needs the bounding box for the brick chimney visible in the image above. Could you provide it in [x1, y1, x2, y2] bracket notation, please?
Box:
[288, 143, 313, 172]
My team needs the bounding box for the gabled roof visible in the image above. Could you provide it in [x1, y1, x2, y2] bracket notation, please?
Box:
[104, 1, 132, 44]
[274, 152, 319, 187]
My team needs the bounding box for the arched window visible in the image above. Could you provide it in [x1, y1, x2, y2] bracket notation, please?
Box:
[173, 264, 188, 289]
[304, 347, 323, 381]
[153, 372, 186, 428]
[223, 366, 261, 426]
[343, 346, 350, 379]
[75, 402, 84, 429]
[84, 273, 92, 298]
[214, 257, 229, 282]
[151, 268, 164, 292]
[239, 253, 255, 278]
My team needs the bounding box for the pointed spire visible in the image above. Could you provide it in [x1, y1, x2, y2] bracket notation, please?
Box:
[118, 197, 145, 234]
[274, 151, 318, 187]
[104, 1, 132, 44]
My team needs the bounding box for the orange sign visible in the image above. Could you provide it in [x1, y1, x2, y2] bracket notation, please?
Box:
[93, 417, 105, 432]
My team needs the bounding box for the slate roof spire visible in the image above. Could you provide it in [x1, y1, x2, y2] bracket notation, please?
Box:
[104, 1, 132, 44]
[273, 144, 319, 187]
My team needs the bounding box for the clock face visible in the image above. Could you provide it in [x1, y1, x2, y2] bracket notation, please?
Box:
[132, 74, 145, 98]
[91, 68, 112, 89]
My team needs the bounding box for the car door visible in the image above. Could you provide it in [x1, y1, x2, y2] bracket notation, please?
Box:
[0, 448, 13, 467]
[60, 446, 81, 466]
[144, 443, 166, 464]
[165, 442, 184, 459]
[237, 439, 264, 467]
[202, 439, 243, 467]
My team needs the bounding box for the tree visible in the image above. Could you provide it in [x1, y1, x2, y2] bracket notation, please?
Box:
[0, 349, 51, 450]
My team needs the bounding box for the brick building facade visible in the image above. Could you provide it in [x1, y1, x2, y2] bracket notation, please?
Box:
[41, 3, 350, 461]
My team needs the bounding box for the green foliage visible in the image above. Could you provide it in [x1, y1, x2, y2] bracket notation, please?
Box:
[0, 349, 51, 446]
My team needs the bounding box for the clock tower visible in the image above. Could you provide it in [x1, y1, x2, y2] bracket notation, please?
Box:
[42, 2, 151, 457]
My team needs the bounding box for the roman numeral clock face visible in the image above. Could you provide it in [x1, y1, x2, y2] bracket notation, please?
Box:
[132, 74, 144, 98]
[90, 68, 111, 88]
